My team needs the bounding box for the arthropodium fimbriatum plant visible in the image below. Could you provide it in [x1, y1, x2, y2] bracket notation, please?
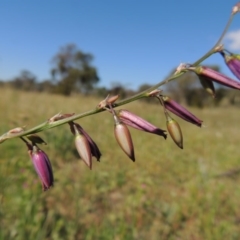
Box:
[0, 2, 240, 191]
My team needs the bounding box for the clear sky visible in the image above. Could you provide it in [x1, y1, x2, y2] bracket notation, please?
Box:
[0, 0, 240, 90]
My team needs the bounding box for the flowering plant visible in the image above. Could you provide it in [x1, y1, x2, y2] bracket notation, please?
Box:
[1, 3, 240, 191]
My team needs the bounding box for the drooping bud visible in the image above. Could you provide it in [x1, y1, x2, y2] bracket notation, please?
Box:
[190, 66, 240, 90]
[199, 76, 215, 98]
[117, 109, 167, 139]
[69, 122, 101, 161]
[28, 144, 54, 191]
[220, 51, 240, 81]
[166, 114, 183, 149]
[27, 134, 47, 145]
[112, 114, 135, 161]
[160, 96, 203, 127]
[72, 123, 92, 169]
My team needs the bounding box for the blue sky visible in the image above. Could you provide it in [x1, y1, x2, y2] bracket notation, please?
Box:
[0, 0, 240, 90]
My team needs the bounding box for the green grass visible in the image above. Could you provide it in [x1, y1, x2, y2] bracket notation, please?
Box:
[1, 88, 240, 239]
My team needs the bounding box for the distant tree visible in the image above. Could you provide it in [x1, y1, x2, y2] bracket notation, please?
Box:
[94, 86, 109, 98]
[36, 80, 56, 93]
[138, 84, 153, 92]
[108, 82, 136, 99]
[110, 85, 127, 99]
[10, 70, 36, 91]
[51, 44, 100, 96]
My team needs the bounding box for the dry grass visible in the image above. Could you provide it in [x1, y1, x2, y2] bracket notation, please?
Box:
[1, 88, 240, 240]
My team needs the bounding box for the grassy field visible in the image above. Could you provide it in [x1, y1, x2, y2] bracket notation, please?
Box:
[1, 88, 240, 240]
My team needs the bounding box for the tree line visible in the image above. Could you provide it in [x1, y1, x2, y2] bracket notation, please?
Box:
[1, 43, 240, 108]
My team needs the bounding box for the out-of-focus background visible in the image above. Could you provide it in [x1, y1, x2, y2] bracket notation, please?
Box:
[1, 1, 240, 239]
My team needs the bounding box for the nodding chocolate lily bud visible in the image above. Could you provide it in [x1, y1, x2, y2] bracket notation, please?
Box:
[199, 76, 215, 98]
[166, 114, 183, 149]
[189, 66, 240, 90]
[70, 123, 92, 169]
[114, 115, 135, 162]
[160, 96, 203, 127]
[27, 144, 54, 191]
[220, 51, 240, 81]
[117, 109, 167, 139]
[69, 122, 101, 162]
[27, 134, 47, 145]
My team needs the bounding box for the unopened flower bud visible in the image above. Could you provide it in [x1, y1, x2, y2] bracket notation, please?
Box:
[161, 96, 203, 127]
[118, 109, 167, 138]
[69, 122, 101, 162]
[27, 134, 47, 145]
[166, 115, 183, 149]
[220, 51, 240, 81]
[190, 66, 240, 90]
[74, 125, 92, 169]
[29, 145, 54, 191]
[199, 76, 215, 98]
[114, 120, 135, 162]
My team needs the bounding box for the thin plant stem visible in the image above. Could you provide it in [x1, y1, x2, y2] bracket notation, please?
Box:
[0, 9, 236, 144]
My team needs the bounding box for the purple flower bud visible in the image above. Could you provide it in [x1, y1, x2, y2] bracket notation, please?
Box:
[117, 109, 167, 139]
[161, 95, 203, 127]
[114, 121, 135, 161]
[191, 66, 240, 90]
[220, 51, 240, 81]
[29, 145, 54, 191]
[69, 122, 101, 162]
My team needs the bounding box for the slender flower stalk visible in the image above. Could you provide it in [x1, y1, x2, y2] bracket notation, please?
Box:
[25, 141, 54, 191]
[117, 109, 167, 138]
[220, 51, 240, 81]
[159, 95, 203, 127]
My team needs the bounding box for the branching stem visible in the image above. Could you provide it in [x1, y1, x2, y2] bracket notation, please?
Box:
[0, 9, 236, 143]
